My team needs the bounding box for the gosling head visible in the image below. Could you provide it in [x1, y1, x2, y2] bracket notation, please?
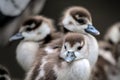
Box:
[60, 33, 88, 63]
[9, 16, 55, 42]
[98, 41, 116, 65]
[60, 6, 100, 35]
[104, 22, 120, 45]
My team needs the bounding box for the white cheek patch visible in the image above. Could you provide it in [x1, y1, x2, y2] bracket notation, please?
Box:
[66, 25, 76, 31]
[36, 22, 51, 40]
[38, 22, 51, 35]
[62, 15, 72, 25]
[62, 15, 77, 31]
[77, 25, 87, 31]
[22, 31, 37, 39]
[74, 52, 82, 59]
[73, 48, 86, 60]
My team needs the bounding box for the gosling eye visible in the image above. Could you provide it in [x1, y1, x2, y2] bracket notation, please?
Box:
[74, 14, 86, 24]
[104, 47, 111, 51]
[77, 46, 82, 50]
[77, 19, 85, 24]
[64, 45, 67, 50]
[26, 27, 33, 31]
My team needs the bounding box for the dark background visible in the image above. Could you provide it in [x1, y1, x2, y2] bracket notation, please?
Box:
[0, 0, 120, 79]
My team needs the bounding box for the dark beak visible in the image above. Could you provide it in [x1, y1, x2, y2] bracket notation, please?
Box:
[85, 25, 100, 35]
[9, 33, 24, 42]
[65, 51, 76, 63]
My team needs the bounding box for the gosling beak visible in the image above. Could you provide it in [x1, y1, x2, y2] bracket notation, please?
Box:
[9, 33, 24, 42]
[65, 51, 76, 63]
[85, 25, 100, 35]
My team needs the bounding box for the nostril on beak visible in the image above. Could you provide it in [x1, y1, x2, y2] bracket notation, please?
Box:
[67, 51, 74, 53]
[65, 51, 76, 62]
[67, 51, 74, 56]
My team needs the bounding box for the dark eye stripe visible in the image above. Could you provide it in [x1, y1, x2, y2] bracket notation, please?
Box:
[77, 46, 82, 50]
[23, 20, 34, 26]
[26, 27, 33, 31]
[23, 19, 42, 31]
[108, 39, 114, 45]
[104, 47, 111, 51]
[64, 45, 67, 50]
[77, 19, 85, 24]
[70, 10, 88, 24]
[72, 14, 86, 24]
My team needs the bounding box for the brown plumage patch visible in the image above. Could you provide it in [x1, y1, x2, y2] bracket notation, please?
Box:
[43, 62, 57, 80]
[32, 51, 63, 80]
[64, 33, 85, 47]
[29, 49, 48, 80]
[30, 62, 41, 80]
[29, 49, 47, 80]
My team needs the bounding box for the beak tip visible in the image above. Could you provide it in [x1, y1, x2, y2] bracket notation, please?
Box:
[9, 33, 24, 42]
[8, 38, 15, 42]
[86, 25, 100, 35]
[9, 38, 14, 42]
[96, 31, 100, 35]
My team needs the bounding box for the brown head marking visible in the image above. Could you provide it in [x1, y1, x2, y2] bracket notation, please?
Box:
[64, 33, 85, 47]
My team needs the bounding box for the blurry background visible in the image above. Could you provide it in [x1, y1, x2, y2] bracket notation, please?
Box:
[0, 0, 120, 79]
